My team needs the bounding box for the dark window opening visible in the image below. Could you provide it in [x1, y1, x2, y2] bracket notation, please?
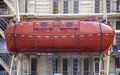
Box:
[66, 23, 72, 27]
[0, 65, 5, 71]
[52, 58, 58, 74]
[116, 21, 120, 30]
[0, 65, 7, 75]
[63, 58, 68, 75]
[84, 58, 89, 75]
[0, 0, 7, 15]
[106, 0, 110, 13]
[116, 0, 120, 12]
[41, 23, 47, 27]
[74, 0, 79, 13]
[25, 0, 27, 13]
[115, 58, 120, 68]
[95, 0, 100, 13]
[94, 58, 99, 73]
[73, 58, 78, 75]
[63, 0, 68, 14]
[53, 0, 58, 14]
[116, 34, 120, 50]
[31, 58, 37, 75]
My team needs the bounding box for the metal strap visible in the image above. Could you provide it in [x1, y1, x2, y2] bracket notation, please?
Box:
[13, 24, 18, 54]
[99, 22, 103, 57]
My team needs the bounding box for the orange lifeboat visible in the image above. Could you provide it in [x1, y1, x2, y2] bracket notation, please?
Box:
[4, 17, 114, 54]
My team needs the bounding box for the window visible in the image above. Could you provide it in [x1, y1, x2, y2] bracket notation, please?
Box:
[31, 58, 37, 75]
[116, 0, 120, 12]
[63, 58, 68, 75]
[41, 23, 47, 27]
[66, 23, 72, 27]
[94, 58, 99, 73]
[106, 0, 110, 13]
[116, 21, 120, 30]
[72, 58, 79, 75]
[0, 1, 7, 15]
[53, 0, 58, 14]
[115, 58, 120, 68]
[84, 58, 89, 75]
[63, 0, 68, 14]
[74, 0, 79, 13]
[25, 0, 27, 13]
[52, 58, 58, 74]
[116, 34, 120, 50]
[95, 0, 100, 13]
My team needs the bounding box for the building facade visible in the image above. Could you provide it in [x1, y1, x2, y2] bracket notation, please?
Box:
[0, 0, 120, 75]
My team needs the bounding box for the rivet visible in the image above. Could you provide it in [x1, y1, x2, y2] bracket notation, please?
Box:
[97, 34, 100, 36]
[80, 35, 84, 37]
[71, 36, 75, 37]
[28, 35, 32, 37]
[54, 36, 58, 38]
[62, 36, 67, 37]
[88, 34, 93, 36]
[21, 35, 25, 37]
[45, 36, 50, 38]
[105, 33, 109, 36]
[37, 36, 41, 38]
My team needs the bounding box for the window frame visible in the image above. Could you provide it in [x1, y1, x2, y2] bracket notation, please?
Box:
[95, 0, 100, 13]
[62, 58, 68, 75]
[84, 58, 89, 75]
[53, 0, 58, 14]
[74, 0, 79, 13]
[63, 0, 69, 14]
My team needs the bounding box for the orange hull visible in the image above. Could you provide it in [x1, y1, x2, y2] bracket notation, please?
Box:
[4, 20, 114, 54]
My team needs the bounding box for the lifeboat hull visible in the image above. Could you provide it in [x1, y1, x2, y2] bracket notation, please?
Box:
[4, 20, 114, 54]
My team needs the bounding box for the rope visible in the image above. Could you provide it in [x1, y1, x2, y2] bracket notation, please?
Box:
[99, 22, 103, 58]
[13, 24, 18, 55]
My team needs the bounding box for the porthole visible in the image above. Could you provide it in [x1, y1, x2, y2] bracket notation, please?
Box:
[41, 23, 47, 27]
[66, 23, 72, 27]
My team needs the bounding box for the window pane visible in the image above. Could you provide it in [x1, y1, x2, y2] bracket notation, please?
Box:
[31, 58, 37, 75]
[116, 0, 120, 12]
[73, 58, 78, 75]
[41, 23, 47, 27]
[115, 58, 120, 68]
[74, 0, 79, 13]
[106, 0, 110, 13]
[66, 22, 72, 27]
[0, 1, 7, 15]
[95, 0, 100, 13]
[63, 0, 68, 14]
[116, 34, 120, 50]
[53, 0, 58, 14]
[52, 58, 58, 74]
[94, 58, 99, 73]
[116, 21, 120, 30]
[63, 58, 68, 75]
[84, 58, 89, 75]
